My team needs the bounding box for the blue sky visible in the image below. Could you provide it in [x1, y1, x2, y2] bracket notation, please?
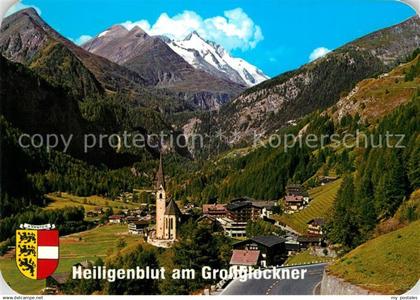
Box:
[8, 0, 416, 77]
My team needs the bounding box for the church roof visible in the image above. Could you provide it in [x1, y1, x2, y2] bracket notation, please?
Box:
[156, 152, 165, 189]
[165, 199, 182, 216]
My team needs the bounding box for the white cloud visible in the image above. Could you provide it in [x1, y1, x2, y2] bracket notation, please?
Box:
[72, 35, 92, 46]
[120, 20, 151, 31]
[120, 8, 263, 51]
[5, 0, 41, 17]
[309, 47, 331, 61]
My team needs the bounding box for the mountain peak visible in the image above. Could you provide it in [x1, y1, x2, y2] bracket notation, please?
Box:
[184, 31, 203, 41]
[129, 26, 148, 36]
[156, 35, 171, 43]
[14, 7, 40, 17]
[5, 7, 43, 24]
[109, 24, 127, 31]
[167, 32, 269, 87]
[98, 24, 129, 38]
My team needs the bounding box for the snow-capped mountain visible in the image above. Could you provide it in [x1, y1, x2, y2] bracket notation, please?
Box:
[165, 31, 269, 87]
[82, 26, 246, 110]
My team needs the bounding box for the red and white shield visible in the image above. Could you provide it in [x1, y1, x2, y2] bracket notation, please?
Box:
[16, 229, 59, 280]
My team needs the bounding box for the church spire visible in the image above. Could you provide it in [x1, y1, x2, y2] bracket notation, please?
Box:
[156, 152, 165, 190]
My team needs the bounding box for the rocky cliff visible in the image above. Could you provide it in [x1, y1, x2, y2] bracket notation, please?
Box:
[192, 16, 420, 144]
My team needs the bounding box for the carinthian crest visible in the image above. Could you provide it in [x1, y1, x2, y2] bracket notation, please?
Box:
[16, 225, 59, 280]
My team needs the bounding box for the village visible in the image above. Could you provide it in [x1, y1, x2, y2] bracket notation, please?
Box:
[39, 157, 340, 294]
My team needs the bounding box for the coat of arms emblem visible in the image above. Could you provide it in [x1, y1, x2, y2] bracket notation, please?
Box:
[16, 224, 59, 279]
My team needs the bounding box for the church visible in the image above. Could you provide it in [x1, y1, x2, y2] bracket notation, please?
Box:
[154, 154, 182, 243]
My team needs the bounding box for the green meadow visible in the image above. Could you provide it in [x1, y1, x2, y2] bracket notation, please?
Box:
[328, 220, 420, 294]
[0, 224, 144, 294]
[285, 249, 334, 266]
[45, 193, 140, 211]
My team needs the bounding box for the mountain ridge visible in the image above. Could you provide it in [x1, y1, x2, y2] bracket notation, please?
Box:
[0, 9, 149, 94]
[329, 53, 420, 123]
[82, 24, 247, 110]
[0, 8, 194, 113]
[186, 15, 420, 145]
[166, 31, 269, 87]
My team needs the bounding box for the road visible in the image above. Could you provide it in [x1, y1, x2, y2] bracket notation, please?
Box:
[221, 263, 326, 295]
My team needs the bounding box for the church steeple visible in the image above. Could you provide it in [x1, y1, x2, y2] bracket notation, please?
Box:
[153, 151, 181, 242]
[156, 152, 165, 190]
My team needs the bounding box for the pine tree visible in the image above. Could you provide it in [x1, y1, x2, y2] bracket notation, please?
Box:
[357, 174, 376, 236]
[382, 151, 408, 217]
[407, 141, 420, 189]
[328, 175, 361, 248]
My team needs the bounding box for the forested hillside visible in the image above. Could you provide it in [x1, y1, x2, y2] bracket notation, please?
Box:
[0, 9, 418, 260]
[328, 94, 420, 248]
[180, 16, 420, 147]
[0, 55, 168, 218]
[170, 54, 420, 253]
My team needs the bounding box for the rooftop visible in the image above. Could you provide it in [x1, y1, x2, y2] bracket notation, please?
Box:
[252, 200, 276, 209]
[230, 250, 260, 266]
[226, 199, 253, 211]
[286, 184, 309, 197]
[48, 272, 70, 284]
[73, 260, 94, 269]
[307, 218, 325, 226]
[202, 203, 227, 214]
[285, 195, 304, 202]
[109, 215, 125, 219]
[251, 235, 286, 247]
[130, 220, 150, 226]
[165, 199, 182, 216]
[297, 235, 322, 243]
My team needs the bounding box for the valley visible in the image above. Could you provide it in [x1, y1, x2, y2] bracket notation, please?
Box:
[0, 7, 419, 296]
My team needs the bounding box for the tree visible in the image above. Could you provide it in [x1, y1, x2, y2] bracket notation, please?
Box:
[116, 238, 127, 250]
[161, 223, 230, 294]
[375, 151, 408, 218]
[246, 220, 283, 237]
[106, 246, 160, 295]
[407, 141, 420, 189]
[328, 175, 362, 248]
[357, 174, 376, 235]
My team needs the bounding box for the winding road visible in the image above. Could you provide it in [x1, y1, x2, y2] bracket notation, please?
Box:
[221, 263, 326, 295]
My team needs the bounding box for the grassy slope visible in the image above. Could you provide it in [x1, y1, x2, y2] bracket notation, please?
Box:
[394, 189, 420, 221]
[45, 193, 139, 211]
[0, 259, 44, 294]
[328, 220, 420, 294]
[0, 224, 143, 294]
[331, 55, 420, 123]
[285, 249, 334, 265]
[274, 179, 342, 234]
